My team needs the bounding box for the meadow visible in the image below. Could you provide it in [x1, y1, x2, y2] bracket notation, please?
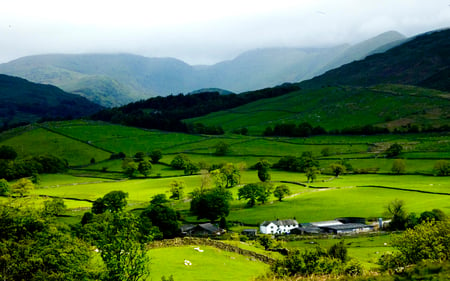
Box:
[1, 120, 449, 280]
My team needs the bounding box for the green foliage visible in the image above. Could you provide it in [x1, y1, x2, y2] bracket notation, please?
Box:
[137, 159, 152, 177]
[328, 240, 348, 263]
[134, 151, 146, 161]
[190, 187, 232, 221]
[140, 199, 179, 239]
[386, 143, 403, 158]
[434, 160, 449, 176]
[391, 159, 406, 174]
[380, 220, 450, 272]
[257, 234, 276, 250]
[385, 199, 408, 230]
[0, 154, 68, 181]
[170, 154, 190, 170]
[274, 152, 319, 173]
[211, 163, 241, 188]
[305, 166, 319, 183]
[0, 145, 17, 160]
[169, 180, 185, 200]
[43, 198, 66, 217]
[238, 182, 273, 206]
[0, 179, 10, 195]
[149, 149, 163, 164]
[273, 184, 291, 202]
[255, 159, 271, 182]
[11, 178, 34, 197]
[271, 247, 342, 277]
[214, 141, 230, 156]
[329, 163, 346, 177]
[0, 203, 101, 280]
[183, 160, 199, 175]
[94, 212, 150, 281]
[92, 190, 128, 214]
[122, 158, 138, 177]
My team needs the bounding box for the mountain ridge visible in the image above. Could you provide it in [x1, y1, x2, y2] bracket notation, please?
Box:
[0, 31, 405, 107]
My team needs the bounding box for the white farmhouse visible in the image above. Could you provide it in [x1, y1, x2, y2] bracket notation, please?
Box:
[260, 219, 299, 234]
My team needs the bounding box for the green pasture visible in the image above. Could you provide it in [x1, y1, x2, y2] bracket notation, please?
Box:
[147, 246, 269, 281]
[0, 127, 111, 166]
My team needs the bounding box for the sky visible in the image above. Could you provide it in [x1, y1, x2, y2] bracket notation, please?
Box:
[1, 0, 449, 65]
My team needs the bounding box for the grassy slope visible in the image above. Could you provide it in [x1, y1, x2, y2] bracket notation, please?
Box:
[186, 85, 450, 134]
[148, 246, 269, 281]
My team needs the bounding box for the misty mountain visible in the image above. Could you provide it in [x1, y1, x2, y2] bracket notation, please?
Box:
[299, 28, 450, 92]
[0, 31, 405, 107]
[0, 74, 103, 127]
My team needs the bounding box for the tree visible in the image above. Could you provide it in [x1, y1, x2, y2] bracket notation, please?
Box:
[0, 145, 17, 160]
[42, 197, 66, 216]
[273, 185, 291, 202]
[238, 182, 273, 207]
[328, 240, 348, 262]
[140, 200, 179, 239]
[96, 212, 150, 281]
[386, 143, 403, 158]
[137, 159, 152, 177]
[0, 178, 10, 195]
[214, 141, 230, 156]
[391, 159, 406, 174]
[305, 166, 319, 183]
[149, 149, 162, 164]
[433, 160, 449, 176]
[11, 178, 34, 197]
[92, 190, 128, 214]
[190, 187, 232, 221]
[170, 154, 189, 170]
[211, 163, 241, 188]
[183, 160, 199, 175]
[169, 180, 185, 200]
[122, 158, 138, 177]
[385, 199, 408, 230]
[330, 163, 346, 177]
[255, 159, 271, 182]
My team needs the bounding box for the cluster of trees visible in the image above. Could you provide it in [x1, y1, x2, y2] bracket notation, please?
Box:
[120, 150, 163, 178]
[379, 219, 450, 274]
[271, 240, 363, 278]
[385, 199, 447, 231]
[92, 84, 299, 133]
[263, 122, 326, 137]
[0, 145, 68, 181]
[187, 123, 224, 135]
[238, 183, 291, 207]
[273, 152, 319, 173]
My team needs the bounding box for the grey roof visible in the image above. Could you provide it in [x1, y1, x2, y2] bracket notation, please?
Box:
[261, 219, 298, 227]
[198, 223, 220, 233]
[322, 223, 373, 231]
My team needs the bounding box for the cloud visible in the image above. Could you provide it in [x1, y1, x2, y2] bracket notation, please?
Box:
[0, 0, 449, 64]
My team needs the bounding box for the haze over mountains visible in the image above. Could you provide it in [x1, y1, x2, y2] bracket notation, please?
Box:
[0, 31, 406, 107]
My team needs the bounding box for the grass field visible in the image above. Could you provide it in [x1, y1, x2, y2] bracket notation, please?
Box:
[147, 246, 269, 281]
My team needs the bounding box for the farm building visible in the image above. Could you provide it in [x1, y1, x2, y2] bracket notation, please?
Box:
[242, 229, 258, 237]
[260, 219, 299, 234]
[280, 218, 374, 235]
[180, 223, 225, 236]
[320, 223, 374, 234]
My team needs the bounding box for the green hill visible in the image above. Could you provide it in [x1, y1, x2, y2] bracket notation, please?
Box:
[0, 74, 103, 128]
[300, 28, 450, 92]
[187, 84, 450, 134]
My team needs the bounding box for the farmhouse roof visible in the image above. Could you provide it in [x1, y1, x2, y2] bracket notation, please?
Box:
[310, 220, 343, 227]
[198, 223, 221, 233]
[261, 219, 298, 227]
[322, 223, 374, 231]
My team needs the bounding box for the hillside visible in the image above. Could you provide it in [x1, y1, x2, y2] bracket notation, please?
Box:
[300, 28, 450, 92]
[0, 31, 404, 107]
[0, 74, 103, 128]
[187, 85, 450, 135]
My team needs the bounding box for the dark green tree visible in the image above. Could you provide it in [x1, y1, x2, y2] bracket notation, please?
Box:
[183, 160, 199, 175]
[134, 151, 146, 161]
[214, 141, 230, 156]
[305, 166, 319, 183]
[122, 158, 138, 177]
[273, 184, 291, 202]
[386, 143, 403, 158]
[140, 199, 179, 239]
[170, 154, 189, 170]
[190, 187, 232, 222]
[238, 183, 273, 206]
[433, 160, 449, 176]
[330, 163, 346, 177]
[92, 191, 128, 214]
[138, 159, 152, 177]
[149, 149, 163, 164]
[42, 198, 66, 217]
[385, 199, 408, 230]
[255, 159, 271, 182]
[0, 145, 17, 160]
[169, 180, 185, 200]
[212, 163, 241, 188]
[11, 178, 34, 197]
